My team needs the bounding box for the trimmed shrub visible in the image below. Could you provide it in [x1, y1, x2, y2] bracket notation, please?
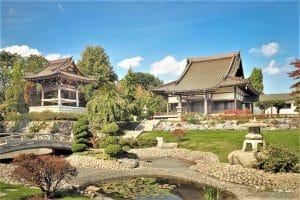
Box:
[135, 137, 157, 148]
[29, 124, 41, 134]
[101, 122, 120, 135]
[71, 117, 92, 153]
[104, 144, 123, 158]
[99, 136, 119, 148]
[71, 143, 87, 153]
[256, 145, 299, 173]
[171, 128, 186, 142]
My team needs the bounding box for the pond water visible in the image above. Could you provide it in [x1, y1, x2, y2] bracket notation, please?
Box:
[97, 177, 237, 200]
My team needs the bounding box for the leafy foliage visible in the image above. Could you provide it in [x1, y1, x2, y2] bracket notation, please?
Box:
[99, 136, 119, 148]
[101, 122, 120, 135]
[77, 45, 117, 101]
[4, 59, 27, 113]
[104, 144, 123, 158]
[72, 117, 92, 152]
[256, 144, 299, 173]
[87, 86, 130, 125]
[13, 154, 77, 198]
[5, 111, 82, 122]
[249, 67, 263, 94]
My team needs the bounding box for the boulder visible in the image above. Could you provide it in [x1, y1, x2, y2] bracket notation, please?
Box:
[278, 124, 289, 130]
[85, 185, 100, 193]
[118, 158, 139, 168]
[228, 150, 258, 168]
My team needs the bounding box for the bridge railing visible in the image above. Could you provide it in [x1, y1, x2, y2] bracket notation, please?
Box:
[0, 133, 72, 146]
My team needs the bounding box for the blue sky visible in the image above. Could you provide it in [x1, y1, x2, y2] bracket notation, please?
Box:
[1, 0, 299, 94]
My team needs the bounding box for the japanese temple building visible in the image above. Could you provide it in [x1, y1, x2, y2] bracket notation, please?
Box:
[151, 51, 259, 117]
[25, 57, 95, 113]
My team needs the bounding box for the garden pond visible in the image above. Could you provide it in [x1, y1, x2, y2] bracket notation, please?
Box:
[96, 177, 237, 200]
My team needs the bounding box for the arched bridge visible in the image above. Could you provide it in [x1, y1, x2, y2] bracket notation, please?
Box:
[0, 133, 72, 155]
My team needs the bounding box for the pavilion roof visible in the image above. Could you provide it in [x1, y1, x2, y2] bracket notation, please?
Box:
[25, 57, 96, 83]
[152, 51, 259, 95]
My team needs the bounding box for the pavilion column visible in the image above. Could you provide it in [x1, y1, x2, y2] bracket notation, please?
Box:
[58, 87, 62, 106]
[41, 89, 44, 106]
[234, 86, 237, 110]
[204, 91, 208, 115]
[167, 103, 169, 114]
[76, 88, 79, 107]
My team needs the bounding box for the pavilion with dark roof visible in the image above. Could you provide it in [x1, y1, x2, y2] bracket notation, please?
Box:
[25, 57, 95, 113]
[151, 51, 259, 117]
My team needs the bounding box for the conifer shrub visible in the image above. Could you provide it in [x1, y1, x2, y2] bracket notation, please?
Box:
[256, 144, 299, 173]
[99, 136, 119, 148]
[71, 117, 92, 152]
[101, 122, 120, 135]
[104, 144, 123, 158]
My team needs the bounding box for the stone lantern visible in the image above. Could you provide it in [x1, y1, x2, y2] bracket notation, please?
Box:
[242, 118, 267, 152]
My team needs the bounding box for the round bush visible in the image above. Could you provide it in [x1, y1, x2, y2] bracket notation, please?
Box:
[105, 144, 123, 158]
[71, 143, 87, 153]
[101, 122, 120, 135]
[99, 136, 119, 148]
[256, 144, 299, 173]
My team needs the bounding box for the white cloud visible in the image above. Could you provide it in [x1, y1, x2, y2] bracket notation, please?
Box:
[57, 3, 65, 14]
[45, 53, 70, 61]
[249, 42, 279, 57]
[1, 45, 70, 61]
[263, 59, 292, 75]
[117, 56, 143, 69]
[150, 55, 186, 76]
[0, 45, 41, 57]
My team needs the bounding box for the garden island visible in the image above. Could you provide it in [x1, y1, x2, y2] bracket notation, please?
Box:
[0, 46, 299, 200]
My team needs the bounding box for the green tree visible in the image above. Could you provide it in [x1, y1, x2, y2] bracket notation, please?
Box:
[4, 59, 26, 113]
[77, 45, 117, 101]
[135, 86, 167, 117]
[87, 86, 129, 125]
[249, 68, 264, 94]
[0, 51, 21, 103]
[121, 71, 163, 90]
[25, 55, 48, 73]
[72, 116, 92, 152]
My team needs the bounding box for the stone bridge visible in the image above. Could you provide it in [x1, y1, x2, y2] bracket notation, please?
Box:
[0, 133, 72, 158]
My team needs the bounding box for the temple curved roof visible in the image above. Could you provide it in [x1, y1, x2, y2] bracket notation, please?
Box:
[152, 51, 259, 95]
[25, 57, 96, 83]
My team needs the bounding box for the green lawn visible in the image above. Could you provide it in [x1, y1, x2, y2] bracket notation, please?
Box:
[139, 130, 300, 162]
[0, 182, 92, 200]
[0, 182, 42, 200]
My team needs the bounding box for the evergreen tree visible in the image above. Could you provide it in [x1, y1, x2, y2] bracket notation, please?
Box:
[4, 59, 26, 113]
[25, 55, 48, 73]
[249, 68, 264, 94]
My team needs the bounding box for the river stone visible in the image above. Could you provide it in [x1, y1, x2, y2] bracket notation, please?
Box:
[278, 124, 289, 130]
[228, 150, 258, 168]
[85, 185, 100, 193]
[118, 158, 139, 168]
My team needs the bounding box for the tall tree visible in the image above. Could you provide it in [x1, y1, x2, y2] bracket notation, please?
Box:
[77, 45, 117, 101]
[0, 51, 21, 102]
[25, 55, 48, 73]
[288, 60, 300, 112]
[87, 86, 129, 125]
[4, 59, 26, 113]
[249, 68, 264, 94]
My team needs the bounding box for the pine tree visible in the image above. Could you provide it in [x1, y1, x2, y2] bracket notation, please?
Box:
[249, 68, 264, 94]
